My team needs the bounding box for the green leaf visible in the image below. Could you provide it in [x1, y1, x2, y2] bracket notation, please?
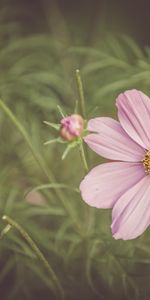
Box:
[43, 121, 60, 130]
[83, 58, 128, 74]
[57, 105, 66, 118]
[44, 137, 67, 145]
[61, 141, 79, 160]
[25, 183, 79, 196]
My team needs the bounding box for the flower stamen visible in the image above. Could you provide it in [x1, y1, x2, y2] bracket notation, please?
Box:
[143, 150, 150, 174]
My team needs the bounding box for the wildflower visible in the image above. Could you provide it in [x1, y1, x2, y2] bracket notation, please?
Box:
[60, 114, 84, 141]
[80, 89, 150, 240]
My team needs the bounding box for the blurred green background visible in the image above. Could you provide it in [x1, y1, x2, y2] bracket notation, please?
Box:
[1, 0, 150, 299]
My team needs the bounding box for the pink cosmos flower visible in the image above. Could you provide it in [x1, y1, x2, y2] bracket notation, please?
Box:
[80, 89, 150, 240]
[60, 114, 84, 141]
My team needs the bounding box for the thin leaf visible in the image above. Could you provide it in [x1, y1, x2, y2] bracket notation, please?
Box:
[61, 141, 78, 160]
[25, 183, 79, 197]
[43, 121, 60, 130]
[44, 137, 67, 145]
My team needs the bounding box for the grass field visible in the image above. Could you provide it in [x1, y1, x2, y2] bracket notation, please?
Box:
[1, 1, 150, 299]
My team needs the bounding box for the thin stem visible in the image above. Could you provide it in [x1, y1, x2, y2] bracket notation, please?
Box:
[75, 69, 86, 118]
[2, 215, 64, 300]
[79, 141, 88, 174]
[75, 70, 89, 172]
[79, 142, 95, 238]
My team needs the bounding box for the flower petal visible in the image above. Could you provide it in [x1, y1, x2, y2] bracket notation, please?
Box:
[80, 162, 145, 208]
[88, 117, 117, 133]
[111, 175, 150, 240]
[116, 89, 150, 149]
[84, 117, 145, 162]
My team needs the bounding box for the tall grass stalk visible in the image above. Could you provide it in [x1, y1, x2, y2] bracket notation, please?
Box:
[2, 215, 65, 300]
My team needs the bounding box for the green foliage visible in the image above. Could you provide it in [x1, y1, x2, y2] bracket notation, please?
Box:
[1, 3, 150, 300]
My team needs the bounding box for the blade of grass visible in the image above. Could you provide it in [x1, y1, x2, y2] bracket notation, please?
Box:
[25, 183, 79, 198]
[2, 215, 65, 300]
[0, 99, 52, 182]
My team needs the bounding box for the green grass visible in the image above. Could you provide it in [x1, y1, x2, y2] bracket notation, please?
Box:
[1, 2, 150, 300]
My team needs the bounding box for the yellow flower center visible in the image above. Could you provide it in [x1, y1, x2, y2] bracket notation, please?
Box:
[143, 150, 150, 174]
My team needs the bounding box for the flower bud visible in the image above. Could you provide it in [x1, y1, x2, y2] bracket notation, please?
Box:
[60, 114, 84, 141]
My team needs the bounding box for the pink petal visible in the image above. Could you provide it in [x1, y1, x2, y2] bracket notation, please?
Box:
[112, 175, 150, 240]
[116, 89, 150, 149]
[84, 117, 145, 162]
[80, 162, 145, 208]
[88, 117, 117, 133]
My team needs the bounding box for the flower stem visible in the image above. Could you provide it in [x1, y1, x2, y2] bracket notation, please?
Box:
[79, 140, 88, 174]
[75, 70, 89, 174]
[76, 69, 86, 118]
[79, 141, 95, 238]
[2, 215, 65, 300]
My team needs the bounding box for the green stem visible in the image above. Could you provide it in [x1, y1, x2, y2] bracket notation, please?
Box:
[79, 141, 88, 174]
[76, 69, 86, 118]
[75, 70, 89, 173]
[79, 142, 95, 237]
[2, 215, 64, 300]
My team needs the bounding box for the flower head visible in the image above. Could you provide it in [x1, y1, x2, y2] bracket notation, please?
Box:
[60, 114, 84, 141]
[80, 89, 150, 240]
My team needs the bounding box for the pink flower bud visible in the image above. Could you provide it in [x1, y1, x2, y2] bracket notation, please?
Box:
[60, 114, 84, 141]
